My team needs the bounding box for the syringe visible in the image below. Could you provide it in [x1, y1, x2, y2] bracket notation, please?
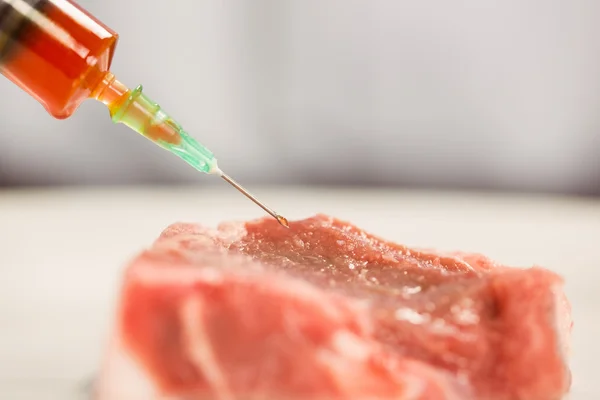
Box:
[0, 0, 288, 227]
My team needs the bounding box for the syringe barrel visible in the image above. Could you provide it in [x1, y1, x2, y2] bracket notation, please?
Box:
[0, 0, 118, 118]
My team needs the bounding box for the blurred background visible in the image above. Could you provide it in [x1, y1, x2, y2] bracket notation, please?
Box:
[0, 0, 599, 195]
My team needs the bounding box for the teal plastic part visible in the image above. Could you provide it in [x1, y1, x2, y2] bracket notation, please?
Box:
[161, 126, 218, 173]
[110, 84, 219, 174]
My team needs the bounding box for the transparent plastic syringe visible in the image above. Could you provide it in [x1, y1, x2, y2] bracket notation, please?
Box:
[0, 0, 288, 227]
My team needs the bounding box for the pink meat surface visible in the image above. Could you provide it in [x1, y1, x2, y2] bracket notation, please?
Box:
[96, 214, 572, 400]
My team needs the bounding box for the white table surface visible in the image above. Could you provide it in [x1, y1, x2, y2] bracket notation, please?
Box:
[0, 186, 598, 399]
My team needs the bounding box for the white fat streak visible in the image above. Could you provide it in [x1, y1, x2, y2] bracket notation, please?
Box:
[394, 308, 429, 324]
[330, 330, 372, 361]
[180, 297, 234, 400]
[398, 361, 474, 400]
[398, 374, 427, 400]
[552, 283, 572, 365]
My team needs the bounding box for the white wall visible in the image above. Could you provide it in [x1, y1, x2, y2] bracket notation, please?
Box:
[0, 0, 599, 193]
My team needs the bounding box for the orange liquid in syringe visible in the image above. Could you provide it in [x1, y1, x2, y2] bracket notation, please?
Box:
[0, 0, 118, 119]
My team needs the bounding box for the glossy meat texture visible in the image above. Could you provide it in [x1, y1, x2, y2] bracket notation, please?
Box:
[96, 215, 572, 400]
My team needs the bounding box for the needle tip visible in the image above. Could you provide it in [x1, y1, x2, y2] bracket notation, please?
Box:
[276, 215, 290, 228]
[219, 172, 289, 228]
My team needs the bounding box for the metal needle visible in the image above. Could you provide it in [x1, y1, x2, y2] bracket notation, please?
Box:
[220, 172, 289, 228]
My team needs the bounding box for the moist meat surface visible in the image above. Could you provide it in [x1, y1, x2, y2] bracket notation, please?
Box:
[99, 214, 572, 400]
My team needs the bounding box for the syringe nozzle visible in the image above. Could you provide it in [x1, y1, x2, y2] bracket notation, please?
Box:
[219, 172, 289, 228]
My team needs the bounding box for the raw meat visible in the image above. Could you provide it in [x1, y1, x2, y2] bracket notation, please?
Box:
[96, 214, 572, 400]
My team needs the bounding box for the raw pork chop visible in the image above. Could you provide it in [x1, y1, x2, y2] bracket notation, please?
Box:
[96, 214, 572, 400]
